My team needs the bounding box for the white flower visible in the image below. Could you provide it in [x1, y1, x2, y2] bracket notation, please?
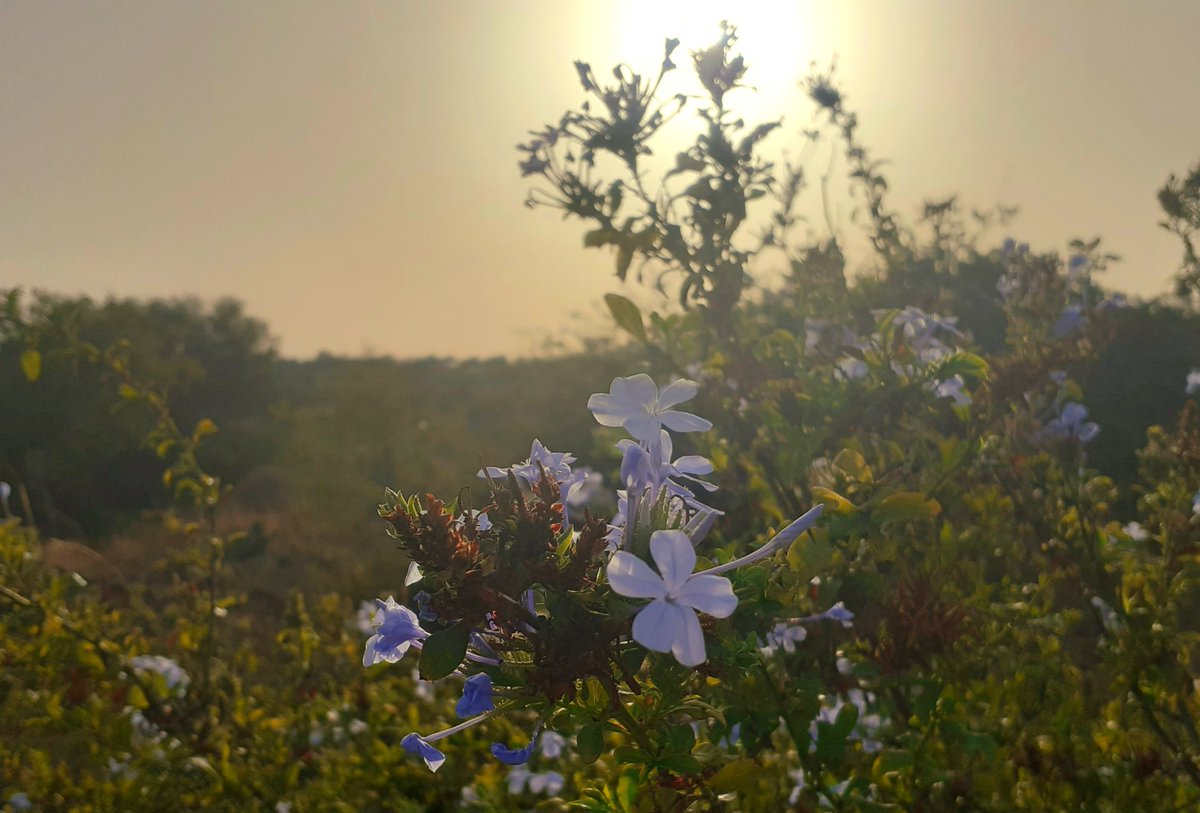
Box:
[1187, 369, 1200, 396]
[1124, 522, 1149, 541]
[588, 374, 712, 442]
[607, 530, 737, 666]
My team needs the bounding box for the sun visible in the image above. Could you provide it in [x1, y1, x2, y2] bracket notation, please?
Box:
[599, 1, 823, 121]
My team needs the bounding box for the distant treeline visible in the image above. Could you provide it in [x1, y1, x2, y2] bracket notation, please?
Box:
[1, 285, 1197, 545]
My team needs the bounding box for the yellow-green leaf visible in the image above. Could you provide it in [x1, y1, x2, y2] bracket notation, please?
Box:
[709, 758, 760, 793]
[875, 492, 941, 523]
[832, 449, 873, 483]
[604, 293, 647, 343]
[194, 418, 219, 438]
[811, 486, 857, 515]
[19, 348, 41, 382]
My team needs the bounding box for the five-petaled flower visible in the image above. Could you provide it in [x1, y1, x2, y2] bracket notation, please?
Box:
[588, 374, 712, 443]
[363, 596, 429, 667]
[606, 530, 737, 667]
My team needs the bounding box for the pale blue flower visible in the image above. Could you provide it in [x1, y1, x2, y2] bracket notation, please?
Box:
[456, 673, 494, 718]
[588, 374, 711, 442]
[130, 655, 189, 693]
[1053, 304, 1086, 338]
[1187, 369, 1200, 396]
[607, 529, 738, 666]
[539, 730, 566, 758]
[1039, 402, 1100, 443]
[1192, 490, 1200, 515]
[528, 771, 565, 795]
[402, 733, 446, 772]
[934, 375, 971, 408]
[363, 596, 429, 667]
[7, 793, 31, 812]
[762, 622, 807, 655]
[837, 357, 868, 381]
[481, 439, 577, 487]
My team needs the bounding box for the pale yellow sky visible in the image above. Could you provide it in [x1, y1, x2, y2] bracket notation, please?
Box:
[3, 1, 1199, 359]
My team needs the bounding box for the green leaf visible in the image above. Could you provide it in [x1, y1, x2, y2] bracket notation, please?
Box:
[577, 722, 604, 764]
[604, 294, 647, 343]
[657, 753, 702, 774]
[936, 351, 990, 383]
[875, 492, 941, 523]
[19, 348, 41, 382]
[874, 749, 915, 774]
[418, 624, 470, 680]
[709, 758, 759, 793]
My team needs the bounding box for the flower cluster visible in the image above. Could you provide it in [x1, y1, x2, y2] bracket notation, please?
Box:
[361, 374, 826, 775]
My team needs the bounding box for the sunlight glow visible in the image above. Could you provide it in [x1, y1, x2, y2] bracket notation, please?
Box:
[601, 1, 822, 120]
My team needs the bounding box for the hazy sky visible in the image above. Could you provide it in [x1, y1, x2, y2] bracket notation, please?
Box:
[3, 2, 1199, 359]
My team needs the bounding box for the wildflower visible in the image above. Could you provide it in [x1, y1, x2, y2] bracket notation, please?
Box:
[1052, 304, 1085, 338]
[588, 374, 711, 442]
[528, 771, 565, 795]
[1187, 369, 1200, 396]
[363, 596, 429, 667]
[1039, 402, 1100, 443]
[1124, 522, 1149, 541]
[403, 710, 496, 772]
[811, 601, 855, 626]
[1193, 489, 1200, 515]
[762, 622, 807, 655]
[354, 600, 377, 635]
[607, 529, 738, 666]
[456, 673, 495, 718]
[506, 765, 532, 794]
[491, 736, 537, 765]
[7, 794, 31, 812]
[130, 655, 189, 693]
[402, 733, 447, 772]
[348, 718, 368, 735]
[837, 357, 868, 381]
[481, 439, 576, 486]
[539, 730, 566, 758]
[996, 273, 1021, 299]
[934, 375, 971, 408]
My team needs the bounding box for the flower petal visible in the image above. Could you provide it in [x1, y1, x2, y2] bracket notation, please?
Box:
[611, 374, 658, 406]
[657, 378, 699, 409]
[649, 530, 696, 594]
[624, 414, 663, 443]
[672, 455, 713, 476]
[659, 409, 713, 434]
[676, 574, 737, 618]
[670, 605, 708, 667]
[631, 598, 678, 653]
[607, 552, 667, 599]
[586, 393, 635, 427]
